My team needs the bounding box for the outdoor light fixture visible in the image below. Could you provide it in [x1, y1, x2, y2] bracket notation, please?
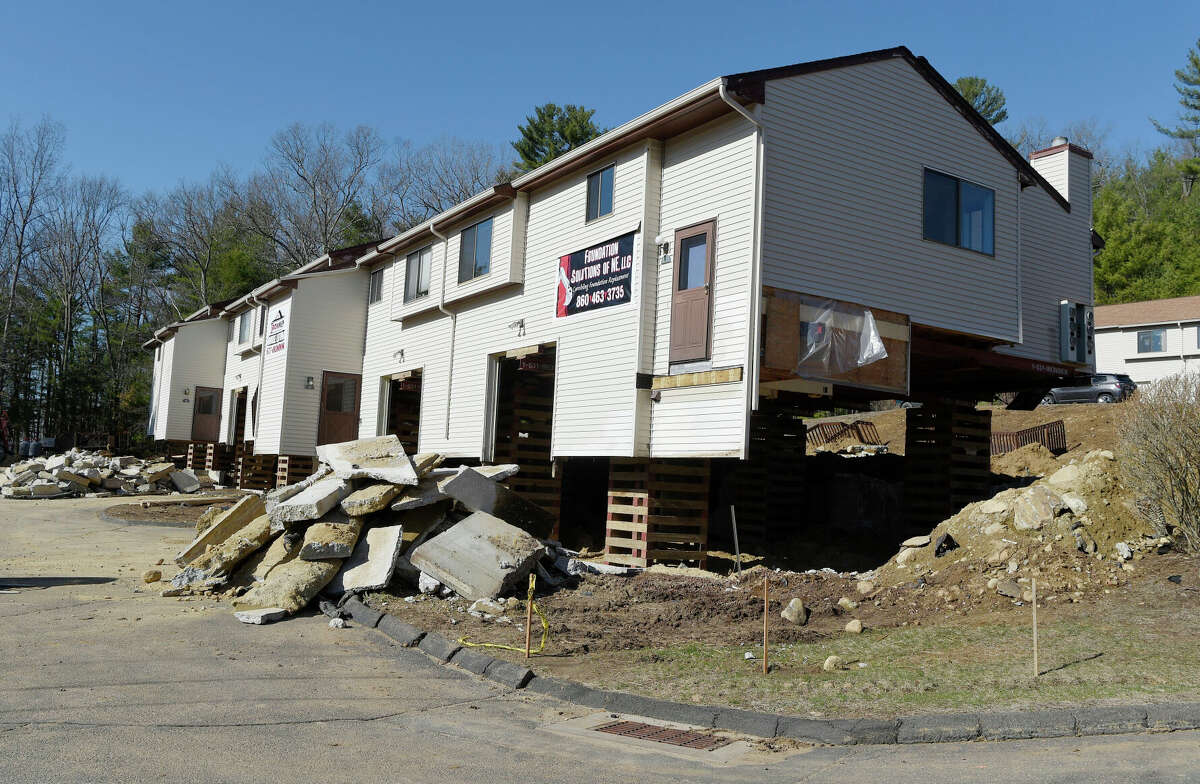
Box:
[182, 387, 191, 396]
[305, 376, 314, 389]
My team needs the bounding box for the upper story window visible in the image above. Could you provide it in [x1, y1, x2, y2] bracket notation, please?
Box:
[923, 169, 995, 255]
[1137, 328, 1165, 353]
[237, 311, 252, 344]
[458, 218, 493, 283]
[586, 165, 614, 222]
[368, 268, 384, 304]
[405, 246, 433, 302]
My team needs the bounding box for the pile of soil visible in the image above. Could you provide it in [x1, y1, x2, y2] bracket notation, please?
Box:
[990, 402, 1123, 462]
[992, 442, 1062, 478]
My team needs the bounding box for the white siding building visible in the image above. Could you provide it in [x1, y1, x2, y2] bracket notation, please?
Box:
[1095, 295, 1200, 384]
[145, 303, 231, 443]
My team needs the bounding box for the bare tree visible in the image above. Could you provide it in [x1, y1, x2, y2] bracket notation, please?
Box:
[0, 117, 66, 377]
[233, 123, 385, 268]
[378, 137, 508, 230]
[1008, 117, 1114, 188]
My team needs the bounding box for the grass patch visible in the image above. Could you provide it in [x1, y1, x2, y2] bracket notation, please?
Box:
[584, 617, 1200, 718]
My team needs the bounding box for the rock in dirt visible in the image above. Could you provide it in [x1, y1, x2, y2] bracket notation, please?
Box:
[845, 619, 863, 634]
[409, 511, 546, 601]
[1061, 492, 1088, 515]
[469, 598, 506, 615]
[822, 655, 844, 672]
[418, 572, 443, 594]
[979, 497, 1012, 515]
[781, 597, 808, 625]
[1013, 485, 1066, 531]
[838, 597, 858, 611]
[169, 470, 201, 494]
[175, 495, 266, 565]
[1047, 463, 1082, 489]
[995, 579, 1022, 598]
[329, 524, 403, 594]
[901, 535, 931, 548]
[316, 435, 418, 486]
[934, 533, 959, 557]
[298, 512, 364, 561]
[856, 580, 875, 595]
[142, 569, 161, 583]
[234, 608, 288, 625]
[1116, 542, 1134, 560]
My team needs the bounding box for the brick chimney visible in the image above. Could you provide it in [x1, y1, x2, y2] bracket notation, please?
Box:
[1030, 136, 1093, 226]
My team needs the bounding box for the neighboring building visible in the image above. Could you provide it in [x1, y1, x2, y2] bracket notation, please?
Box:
[144, 301, 232, 444]
[145, 46, 1097, 560]
[1095, 295, 1200, 384]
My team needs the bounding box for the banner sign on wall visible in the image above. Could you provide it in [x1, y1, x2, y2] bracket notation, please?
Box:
[266, 308, 287, 355]
[555, 231, 635, 318]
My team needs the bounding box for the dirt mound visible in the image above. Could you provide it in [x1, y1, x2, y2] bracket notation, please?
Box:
[989, 403, 1123, 460]
[992, 442, 1062, 478]
[874, 450, 1168, 604]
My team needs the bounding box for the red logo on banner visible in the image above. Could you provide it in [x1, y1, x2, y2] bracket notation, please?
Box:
[556, 254, 572, 318]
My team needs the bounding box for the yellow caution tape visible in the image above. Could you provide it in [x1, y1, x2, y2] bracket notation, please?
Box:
[458, 572, 549, 655]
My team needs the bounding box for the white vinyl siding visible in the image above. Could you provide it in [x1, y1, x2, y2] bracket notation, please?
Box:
[152, 319, 227, 441]
[1095, 322, 1200, 385]
[254, 295, 292, 455]
[219, 305, 266, 445]
[759, 57, 1020, 345]
[650, 112, 756, 456]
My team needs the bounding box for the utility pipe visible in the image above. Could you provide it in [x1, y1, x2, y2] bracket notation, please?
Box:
[430, 221, 457, 442]
[248, 294, 267, 444]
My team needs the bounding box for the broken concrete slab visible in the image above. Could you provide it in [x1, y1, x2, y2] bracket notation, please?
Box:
[440, 468, 554, 539]
[234, 557, 342, 615]
[316, 435, 418, 485]
[268, 476, 350, 530]
[264, 464, 332, 514]
[298, 512, 364, 561]
[172, 514, 275, 588]
[234, 607, 288, 625]
[142, 462, 175, 483]
[175, 495, 266, 565]
[409, 511, 546, 601]
[169, 469, 201, 494]
[330, 524, 403, 593]
[389, 476, 448, 511]
[340, 483, 401, 516]
[412, 453, 445, 477]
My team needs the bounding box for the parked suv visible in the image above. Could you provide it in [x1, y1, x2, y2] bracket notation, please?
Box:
[1042, 373, 1137, 405]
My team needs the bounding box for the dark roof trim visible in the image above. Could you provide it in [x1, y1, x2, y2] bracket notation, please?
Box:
[1031, 142, 1094, 161]
[362, 184, 517, 267]
[1091, 229, 1105, 251]
[724, 46, 1071, 214]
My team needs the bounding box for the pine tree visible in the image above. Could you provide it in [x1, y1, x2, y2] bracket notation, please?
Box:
[511, 104, 603, 172]
[954, 76, 1009, 125]
[1152, 38, 1200, 184]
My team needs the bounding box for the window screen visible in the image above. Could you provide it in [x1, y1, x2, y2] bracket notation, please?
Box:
[586, 165, 614, 221]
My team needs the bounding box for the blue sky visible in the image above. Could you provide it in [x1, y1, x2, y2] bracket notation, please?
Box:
[2, 0, 1196, 194]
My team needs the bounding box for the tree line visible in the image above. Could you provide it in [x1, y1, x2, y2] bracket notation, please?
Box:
[0, 106, 600, 448]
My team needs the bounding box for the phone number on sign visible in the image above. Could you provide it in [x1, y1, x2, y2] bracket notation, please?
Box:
[575, 285, 626, 308]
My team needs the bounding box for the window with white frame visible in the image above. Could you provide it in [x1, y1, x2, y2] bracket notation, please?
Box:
[405, 246, 432, 302]
[586, 165, 614, 221]
[1137, 328, 1165, 353]
[238, 311, 251, 344]
[458, 218, 493, 283]
[369, 268, 384, 304]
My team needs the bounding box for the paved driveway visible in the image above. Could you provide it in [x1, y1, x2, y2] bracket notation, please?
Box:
[1, 498, 1198, 783]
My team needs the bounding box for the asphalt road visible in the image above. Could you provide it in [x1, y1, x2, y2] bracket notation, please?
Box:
[2, 498, 1199, 783]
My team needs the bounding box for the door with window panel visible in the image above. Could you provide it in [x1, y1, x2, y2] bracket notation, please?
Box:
[191, 386, 222, 442]
[317, 372, 361, 445]
[669, 221, 716, 363]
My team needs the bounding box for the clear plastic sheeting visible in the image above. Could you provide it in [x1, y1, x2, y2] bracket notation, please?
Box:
[793, 297, 889, 376]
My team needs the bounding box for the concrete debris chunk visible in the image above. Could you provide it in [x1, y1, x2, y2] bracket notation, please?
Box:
[409, 511, 547, 601]
[234, 557, 342, 615]
[264, 464, 332, 514]
[234, 608, 288, 625]
[175, 495, 266, 565]
[389, 476, 448, 511]
[173, 514, 274, 587]
[340, 483, 401, 516]
[330, 524, 403, 594]
[298, 512, 364, 561]
[169, 469, 201, 494]
[268, 476, 350, 530]
[316, 435, 418, 485]
[440, 467, 554, 539]
[142, 462, 175, 483]
[412, 453, 445, 477]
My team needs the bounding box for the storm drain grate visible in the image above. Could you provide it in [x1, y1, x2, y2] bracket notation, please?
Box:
[594, 720, 732, 751]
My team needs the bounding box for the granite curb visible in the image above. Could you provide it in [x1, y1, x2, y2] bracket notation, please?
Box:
[360, 604, 1200, 746]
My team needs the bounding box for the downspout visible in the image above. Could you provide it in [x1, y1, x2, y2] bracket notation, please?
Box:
[430, 221, 456, 442]
[249, 296, 266, 446]
[720, 78, 765, 458]
[1016, 177, 1024, 345]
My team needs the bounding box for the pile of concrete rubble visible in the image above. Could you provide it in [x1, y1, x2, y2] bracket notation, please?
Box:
[1, 450, 215, 499]
[162, 435, 593, 625]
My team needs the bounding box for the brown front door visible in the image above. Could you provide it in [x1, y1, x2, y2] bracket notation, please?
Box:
[669, 220, 715, 363]
[317, 372, 361, 446]
[191, 386, 222, 442]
